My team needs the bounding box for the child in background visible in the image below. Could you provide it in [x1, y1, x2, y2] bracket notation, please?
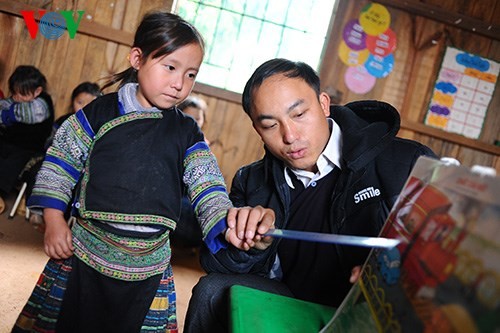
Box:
[13, 11, 273, 333]
[28, 81, 102, 230]
[45, 81, 102, 148]
[56, 81, 102, 128]
[0, 65, 54, 214]
[178, 95, 209, 144]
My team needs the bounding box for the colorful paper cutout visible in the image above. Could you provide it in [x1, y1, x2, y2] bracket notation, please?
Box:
[366, 28, 396, 57]
[364, 53, 394, 78]
[338, 41, 370, 67]
[342, 19, 367, 51]
[359, 3, 391, 36]
[344, 66, 377, 94]
[339, 3, 396, 94]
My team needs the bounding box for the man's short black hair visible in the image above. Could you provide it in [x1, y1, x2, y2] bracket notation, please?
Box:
[242, 58, 321, 116]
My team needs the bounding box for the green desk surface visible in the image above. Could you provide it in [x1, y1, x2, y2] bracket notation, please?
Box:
[230, 285, 336, 333]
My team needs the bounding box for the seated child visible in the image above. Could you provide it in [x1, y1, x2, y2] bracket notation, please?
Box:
[57, 81, 102, 128]
[45, 81, 102, 148]
[0, 65, 54, 214]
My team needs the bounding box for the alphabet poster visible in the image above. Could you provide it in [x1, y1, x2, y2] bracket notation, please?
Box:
[425, 47, 499, 139]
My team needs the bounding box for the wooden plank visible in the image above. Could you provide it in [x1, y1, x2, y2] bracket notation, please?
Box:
[0, 14, 22, 93]
[0, 0, 133, 46]
[78, 0, 106, 85]
[51, 0, 95, 118]
[400, 16, 444, 122]
[457, 146, 496, 170]
[478, 40, 500, 146]
[104, 0, 126, 77]
[197, 95, 264, 186]
[319, 0, 359, 104]
[376, 0, 500, 40]
[379, 12, 413, 110]
[193, 82, 240, 104]
[401, 119, 500, 155]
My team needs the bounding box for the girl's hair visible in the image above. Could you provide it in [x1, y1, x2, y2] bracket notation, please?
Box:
[102, 11, 205, 90]
[71, 81, 102, 102]
[8, 65, 47, 96]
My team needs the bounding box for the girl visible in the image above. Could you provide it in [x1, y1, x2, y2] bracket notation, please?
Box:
[14, 11, 272, 333]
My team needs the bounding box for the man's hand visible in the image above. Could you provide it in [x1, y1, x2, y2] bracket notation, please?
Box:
[349, 265, 362, 283]
[225, 206, 275, 251]
[43, 208, 74, 259]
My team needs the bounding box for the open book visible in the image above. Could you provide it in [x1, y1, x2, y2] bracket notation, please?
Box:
[321, 156, 499, 333]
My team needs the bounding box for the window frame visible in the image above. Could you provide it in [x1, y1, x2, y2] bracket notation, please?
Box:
[174, 0, 339, 103]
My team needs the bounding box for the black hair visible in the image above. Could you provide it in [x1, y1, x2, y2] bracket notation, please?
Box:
[8, 65, 47, 95]
[71, 81, 102, 102]
[178, 95, 207, 125]
[242, 58, 320, 117]
[102, 11, 205, 90]
[177, 95, 205, 111]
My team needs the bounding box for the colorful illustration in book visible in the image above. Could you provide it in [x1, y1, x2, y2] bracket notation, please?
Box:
[321, 156, 500, 333]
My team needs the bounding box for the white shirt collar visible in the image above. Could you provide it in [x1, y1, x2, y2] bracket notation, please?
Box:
[284, 118, 343, 188]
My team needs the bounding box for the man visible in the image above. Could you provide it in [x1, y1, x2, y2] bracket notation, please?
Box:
[185, 58, 436, 332]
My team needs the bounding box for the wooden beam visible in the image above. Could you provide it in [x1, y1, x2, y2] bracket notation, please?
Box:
[376, 0, 500, 41]
[401, 119, 500, 155]
[0, 0, 133, 46]
[193, 82, 241, 104]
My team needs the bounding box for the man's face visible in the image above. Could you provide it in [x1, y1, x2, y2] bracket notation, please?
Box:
[250, 75, 331, 172]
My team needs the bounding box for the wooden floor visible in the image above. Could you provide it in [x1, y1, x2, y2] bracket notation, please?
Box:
[0, 193, 204, 333]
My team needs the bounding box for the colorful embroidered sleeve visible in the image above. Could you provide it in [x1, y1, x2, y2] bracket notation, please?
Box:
[183, 141, 232, 253]
[0, 97, 50, 125]
[28, 110, 95, 212]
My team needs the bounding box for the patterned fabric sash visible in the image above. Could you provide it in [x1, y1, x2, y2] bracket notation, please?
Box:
[72, 219, 171, 281]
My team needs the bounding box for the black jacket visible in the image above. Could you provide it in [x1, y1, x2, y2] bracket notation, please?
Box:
[200, 100, 436, 305]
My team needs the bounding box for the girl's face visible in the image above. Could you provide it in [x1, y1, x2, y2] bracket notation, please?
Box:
[72, 92, 97, 112]
[129, 43, 203, 109]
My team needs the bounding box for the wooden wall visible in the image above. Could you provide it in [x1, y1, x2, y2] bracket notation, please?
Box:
[0, 0, 172, 118]
[321, 0, 500, 171]
[0, 0, 261, 186]
[1, 0, 499, 188]
[191, 91, 264, 186]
